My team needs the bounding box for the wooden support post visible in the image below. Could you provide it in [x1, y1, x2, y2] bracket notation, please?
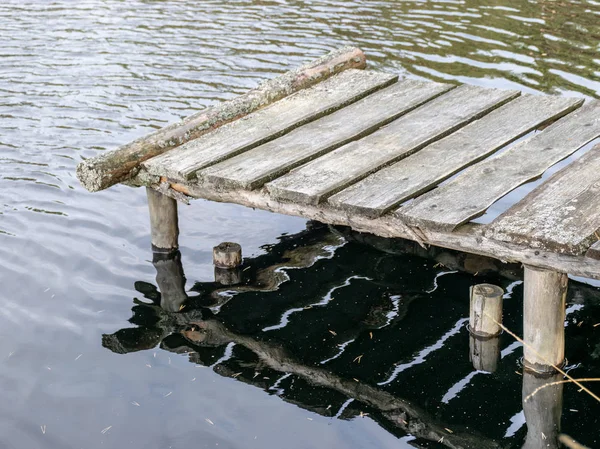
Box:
[468, 283, 503, 373]
[153, 251, 188, 312]
[213, 242, 242, 286]
[147, 187, 179, 253]
[469, 284, 504, 337]
[523, 266, 568, 374]
[522, 371, 563, 449]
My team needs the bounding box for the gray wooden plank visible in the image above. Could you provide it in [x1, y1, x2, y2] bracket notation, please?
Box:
[328, 94, 583, 218]
[142, 69, 398, 180]
[399, 100, 600, 232]
[586, 241, 600, 260]
[198, 79, 454, 190]
[266, 85, 520, 205]
[484, 144, 600, 255]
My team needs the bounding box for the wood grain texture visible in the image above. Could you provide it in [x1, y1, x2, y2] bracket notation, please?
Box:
[145, 178, 600, 279]
[586, 241, 600, 260]
[143, 70, 398, 181]
[328, 95, 583, 217]
[198, 79, 454, 190]
[400, 100, 600, 231]
[76, 46, 367, 192]
[266, 85, 520, 205]
[485, 144, 600, 255]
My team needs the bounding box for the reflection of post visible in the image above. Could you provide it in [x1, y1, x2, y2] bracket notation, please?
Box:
[469, 334, 500, 373]
[153, 251, 188, 312]
[523, 266, 568, 374]
[147, 187, 179, 253]
[522, 372, 563, 449]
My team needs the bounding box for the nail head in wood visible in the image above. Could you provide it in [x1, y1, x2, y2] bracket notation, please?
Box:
[469, 283, 504, 338]
[213, 242, 242, 269]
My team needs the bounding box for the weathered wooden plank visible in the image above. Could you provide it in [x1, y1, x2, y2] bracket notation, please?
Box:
[485, 144, 600, 255]
[198, 79, 454, 190]
[399, 100, 600, 231]
[147, 179, 600, 279]
[266, 85, 520, 205]
[143, 69, 398, 181]
[586, 241, 600, 260]
[76, 46, 368, 192]
[328, 95, 583, 217]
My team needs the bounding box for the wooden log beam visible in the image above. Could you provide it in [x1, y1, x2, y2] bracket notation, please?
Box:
[76, 46, 367, 192]
[146, 178, 600, 279]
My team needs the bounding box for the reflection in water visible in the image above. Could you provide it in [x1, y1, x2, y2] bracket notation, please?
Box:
[103, 223, 599, 448]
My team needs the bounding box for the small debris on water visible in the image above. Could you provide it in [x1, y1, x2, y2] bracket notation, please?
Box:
[146, 364, 151, 368]
[445, 428, 454, 433]
[232, 372, 242, 378]
[353, 355, 363, 364]
[570, 409, 578, 412]
[307, 418, 313, 421]
[594, 323, 600, 327]
[40, 425, 46, 434]
[515, 371, 522, 376]
[74, 354, 82, 361]
[353, 378, 360, 382]
[359, 411, 369, 418]
[191, 378, 196, 382]
[163, 392, 172, 398]
[205, 418, 214, 426]
[101, 426, 112, 434]
[328, 330, 337, 336]
[369, 332, 373, 339]
[131, 401, 140, 407]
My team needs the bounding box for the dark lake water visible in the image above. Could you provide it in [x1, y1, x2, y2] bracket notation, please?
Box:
[1, 1, 599, 448]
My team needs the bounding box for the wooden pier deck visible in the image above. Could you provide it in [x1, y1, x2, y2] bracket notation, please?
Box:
[77, 47, 600, 376]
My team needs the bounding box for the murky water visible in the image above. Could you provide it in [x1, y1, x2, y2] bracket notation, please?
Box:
[1, 1, 599, 448]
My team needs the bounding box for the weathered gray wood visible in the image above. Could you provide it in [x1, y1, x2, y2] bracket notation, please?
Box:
[198, 79, 454, 190]
[469, 284, 504, 337]
[400, 100, 600, 231]
[148, 179, 600, 279]
[147, 187, 179, 252]
[586, 241, 600, 260]
[329, 95, 583, 217]
[143, 70, 398, 181]
[523, 266, 568, 374]
[485, 144, 600, 255]
[266, 85, 520, 205]
[213, 242, 242, 268]
[76, 46, 368, 192]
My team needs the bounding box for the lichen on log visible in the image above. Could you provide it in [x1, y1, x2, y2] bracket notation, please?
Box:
[76, 46, 367, 192]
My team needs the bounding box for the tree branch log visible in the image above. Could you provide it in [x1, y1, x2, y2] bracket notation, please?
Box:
[76, 46, 367, 192]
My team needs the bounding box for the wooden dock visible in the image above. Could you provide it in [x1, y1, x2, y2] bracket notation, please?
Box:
[77, 47, 600, 376]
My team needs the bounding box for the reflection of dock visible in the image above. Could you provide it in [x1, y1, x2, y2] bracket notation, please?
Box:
[101, 223, 597, 449]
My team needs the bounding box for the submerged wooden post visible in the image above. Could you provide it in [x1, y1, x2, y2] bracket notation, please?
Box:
[213, 242, 242, 286]
[469, 284, 503, 372]
[469, 284, 504, 337]
[522, 371, 563, 449]
[523, 266, 568, 374]
[147, 187, 179, 253]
